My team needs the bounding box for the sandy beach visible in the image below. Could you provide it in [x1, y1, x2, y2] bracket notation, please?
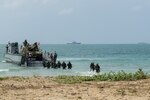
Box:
[0, 77, 149, 100]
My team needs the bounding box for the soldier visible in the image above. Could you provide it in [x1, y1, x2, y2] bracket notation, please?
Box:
[23, 40, 28, 47]
[47, 61, 51, 69]
[90, 62, 95, 71]
[33, 42, 39, 51]
[62, 61, 67, 69]
[57, 61, 61, 68]
[50, 53, 53, 62]
[95, 64, 100, 73]
[43, 60, 47, 68]
[54, 51, 57, 63]
[67, 61, 72, 69]
[6, 44, 8, 53]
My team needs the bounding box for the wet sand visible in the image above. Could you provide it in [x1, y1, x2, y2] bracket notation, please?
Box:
[0, 76, 150, 100]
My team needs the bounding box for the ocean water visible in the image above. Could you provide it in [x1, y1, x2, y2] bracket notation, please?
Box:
[0, 44, 150, 76]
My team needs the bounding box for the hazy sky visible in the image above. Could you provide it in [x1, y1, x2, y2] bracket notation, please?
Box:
[0, 0, 150, 44]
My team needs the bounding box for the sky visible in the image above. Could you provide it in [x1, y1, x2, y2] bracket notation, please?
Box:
[0, 0, 150, 44]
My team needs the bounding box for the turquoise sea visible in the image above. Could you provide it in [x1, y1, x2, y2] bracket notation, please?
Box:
[0, 44, 150, 76]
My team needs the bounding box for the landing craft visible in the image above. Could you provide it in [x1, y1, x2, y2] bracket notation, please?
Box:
[4, 41, 43, 66]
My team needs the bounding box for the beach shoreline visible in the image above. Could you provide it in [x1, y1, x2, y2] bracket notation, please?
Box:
[0, 76, 150, 100]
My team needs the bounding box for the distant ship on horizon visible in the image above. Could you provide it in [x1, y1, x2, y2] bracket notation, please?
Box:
[137, 42, 149, 44]
[67, 41, 81, 44]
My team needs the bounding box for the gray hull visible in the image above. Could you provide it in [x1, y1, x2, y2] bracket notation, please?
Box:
[4, 53, 22, 65]
[4, 53, 43, 66]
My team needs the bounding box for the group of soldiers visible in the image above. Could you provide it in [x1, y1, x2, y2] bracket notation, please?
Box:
[43, 51, 57, 63]
[43, 60, 72, 69]
[22, 40, 100, 72]
[20, 40, 41, 60]
[90, 62, 100, 73]
[43, 50, 73, 69]
[21, 40, 40, 52]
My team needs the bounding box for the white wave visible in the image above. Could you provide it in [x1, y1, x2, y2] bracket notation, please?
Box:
[0, 69, 9, 72]
[2, 60, 6, 63]
[76, 71, 97, 76]
[57, 58, 103, 61]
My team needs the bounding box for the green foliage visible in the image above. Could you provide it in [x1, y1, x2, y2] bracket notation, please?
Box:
[55, 76, 94, 84]
[55, 69, 149, 84]
[133, 68, 148, 80]
[0, 77, 6, 81]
